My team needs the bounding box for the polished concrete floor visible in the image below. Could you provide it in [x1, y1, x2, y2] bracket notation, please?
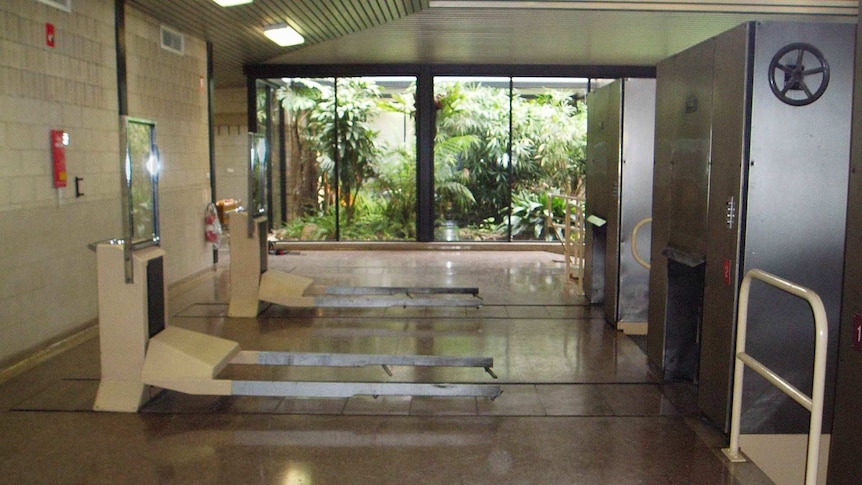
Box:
[0, 250, 773, 484]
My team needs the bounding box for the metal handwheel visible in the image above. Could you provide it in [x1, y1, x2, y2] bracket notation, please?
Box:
[768, 42, 830, 107]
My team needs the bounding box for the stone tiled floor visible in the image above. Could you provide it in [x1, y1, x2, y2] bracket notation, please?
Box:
[0, 250, 773, 484]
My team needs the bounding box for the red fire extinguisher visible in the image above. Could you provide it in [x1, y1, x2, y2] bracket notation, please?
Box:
[205, 202, 222, 247]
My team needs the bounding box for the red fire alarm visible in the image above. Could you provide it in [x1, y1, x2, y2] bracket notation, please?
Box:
[46, 23, 55, 48]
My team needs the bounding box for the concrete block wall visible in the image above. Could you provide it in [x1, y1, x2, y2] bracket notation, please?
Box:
[0, 0, 213, 364]
[0, 0, 119, 363]
[213, 87, 250, 205]
[125, 8, 211, 283]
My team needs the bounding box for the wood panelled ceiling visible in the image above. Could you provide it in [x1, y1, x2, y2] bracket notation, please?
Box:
[126, 0, 856, 88]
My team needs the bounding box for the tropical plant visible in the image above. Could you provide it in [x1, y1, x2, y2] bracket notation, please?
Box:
[513, 89, 587, 196]
[434, 81, 587, 231]
[278, 78, 327, 216]
[367, 145, 417, 238]
[434, 81, 512, 226]
[306, 78, 382, 223]
[433, 134, 478, 221]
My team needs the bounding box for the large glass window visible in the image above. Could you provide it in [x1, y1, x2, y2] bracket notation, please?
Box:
[433, 77, 511, 241]
[275, 76, 417, 241]
[433, 76, 590, 241]
[259, 72, 605, 243]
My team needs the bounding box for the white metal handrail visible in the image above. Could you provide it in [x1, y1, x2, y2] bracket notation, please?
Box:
[722, 269, 828, 485]
[546, 193, 585, 295]
[631, 217, 652, 270]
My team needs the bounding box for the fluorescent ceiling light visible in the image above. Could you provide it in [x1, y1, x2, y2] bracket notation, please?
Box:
[264, 24, 305, 47]
[213, 0, 253, 6]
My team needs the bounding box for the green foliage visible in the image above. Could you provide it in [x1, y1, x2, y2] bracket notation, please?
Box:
[509, 190, 546, 239]
[434, 82, 512, 226]
[434, 81, 587, 230]
[307, 78, 382, 223]
[278, 78, 415, 240]
[508, 190, 572, 240]
[434, 134, 478, 220]
[369, 145, 417, 238]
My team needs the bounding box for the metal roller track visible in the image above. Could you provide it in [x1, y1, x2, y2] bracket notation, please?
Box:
[232, 351, 499, 378]
[311, 296, 481, 308]
[231, 381, 503, 400]
[240, 351, 491, 369]
[320, 286, 479, 296]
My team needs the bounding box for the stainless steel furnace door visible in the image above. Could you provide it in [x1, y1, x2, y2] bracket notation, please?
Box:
[647, 59, 675, 371]
[648, 37, 715, 381]
[585, 81, 622, 304]
[698, 22, 751, 433]
[739, 21, 854, 434]
[587, 79, 655, 328]
[617, 79, 656, 325]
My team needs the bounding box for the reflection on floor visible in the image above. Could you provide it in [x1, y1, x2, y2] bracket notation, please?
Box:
[0, 250, 772, 484]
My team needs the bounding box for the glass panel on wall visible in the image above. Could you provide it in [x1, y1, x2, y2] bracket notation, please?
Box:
[256, 82, 283, 227]
[248, 133, 268, 217]
[510, 77, 588, 241]
[123, 117, 160, 248]
[275, 76, 417, 241]
[433, 77, 512, 242]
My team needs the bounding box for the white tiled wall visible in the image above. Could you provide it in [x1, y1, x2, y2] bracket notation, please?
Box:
[0, 0, 213, 363]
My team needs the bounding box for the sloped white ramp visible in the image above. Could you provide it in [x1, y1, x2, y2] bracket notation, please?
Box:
[258, 271, 316, 307]
[142, 326, 239, 395]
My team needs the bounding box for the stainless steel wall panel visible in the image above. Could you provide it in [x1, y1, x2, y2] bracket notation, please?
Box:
[585, 81, 622, 304]
[618, 79, 656, 323]
[740, 21, 854, 433]
[647, 59, 677, 371]
[827, 12, 862, 476]
[649, 39, 714, 379]
[586, 79, 655, 326]
[699, 22, 751, 432]
[667, 40, 715, 260]
[602, 83, 623, 322]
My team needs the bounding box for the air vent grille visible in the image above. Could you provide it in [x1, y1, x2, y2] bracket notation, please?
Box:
[160, 25, 184, 55]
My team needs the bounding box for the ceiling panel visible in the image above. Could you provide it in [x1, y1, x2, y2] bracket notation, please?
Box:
[127, 0, 427, 87]
[266, 7, 854, 67]
[125, 0, 855, 88]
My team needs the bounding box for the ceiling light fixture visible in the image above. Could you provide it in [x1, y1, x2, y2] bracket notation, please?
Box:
[212, 0, 253, 6]
[264, 24, 305, 47]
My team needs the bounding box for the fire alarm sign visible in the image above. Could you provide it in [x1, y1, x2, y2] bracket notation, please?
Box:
[46, 23, 55, 48]
[51, 130, 67, 188]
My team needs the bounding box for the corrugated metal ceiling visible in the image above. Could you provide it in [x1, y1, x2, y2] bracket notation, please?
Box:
[128, 0, 428, 87]
[126, 0, 856, 88]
